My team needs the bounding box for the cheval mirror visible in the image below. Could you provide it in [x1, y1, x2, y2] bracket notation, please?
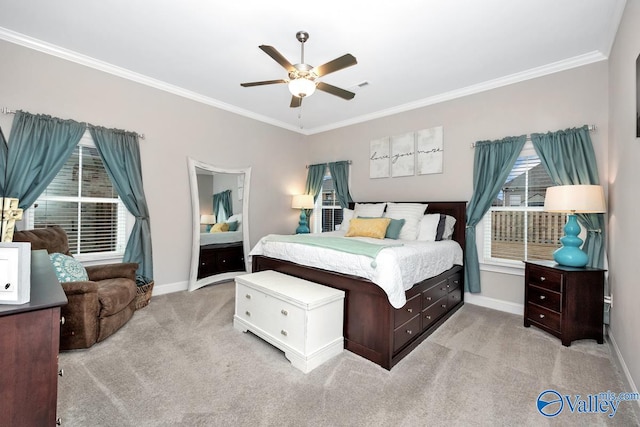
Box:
[187, 157, 251, 291]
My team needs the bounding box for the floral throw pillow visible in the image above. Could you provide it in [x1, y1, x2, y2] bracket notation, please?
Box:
[49, 252, 89, 282]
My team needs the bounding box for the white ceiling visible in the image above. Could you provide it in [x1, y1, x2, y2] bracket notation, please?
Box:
[0, 0, 626, 135]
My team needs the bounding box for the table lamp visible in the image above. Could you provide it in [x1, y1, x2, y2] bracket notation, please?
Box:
[544, 185, 606, 267]
[200, 214, 216, 232]
[291, 194, 314, 234]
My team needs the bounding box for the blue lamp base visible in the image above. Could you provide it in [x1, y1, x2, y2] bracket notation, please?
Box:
[296, 209, 310, 234]
[553, 214, 588, 267]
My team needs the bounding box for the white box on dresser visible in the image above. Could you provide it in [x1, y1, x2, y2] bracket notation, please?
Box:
[233, 270, 345, 373]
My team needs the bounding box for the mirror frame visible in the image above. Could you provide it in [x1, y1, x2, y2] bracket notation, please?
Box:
[187, 157, 251, 292]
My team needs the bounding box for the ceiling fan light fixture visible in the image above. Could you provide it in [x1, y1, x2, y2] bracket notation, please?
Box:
[288, 78, 316, 98]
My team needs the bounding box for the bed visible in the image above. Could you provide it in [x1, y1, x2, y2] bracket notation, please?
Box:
[251, 201, 466, 370]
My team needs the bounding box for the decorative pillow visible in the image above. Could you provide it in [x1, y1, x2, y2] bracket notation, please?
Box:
[345, 217, 391, 239]
[441, 215, 457, 240]
[210, 222, 230, 233]
[417, 214, 441, 241]
[49, 253, 89, 283]
[339, 208, 354, 231]
[384, 218, 406, 239]
[227, 214, 242, 225]
[383, 203, 428, 240]
[226, 220, 239, 231]
[353, 203, 386, 218]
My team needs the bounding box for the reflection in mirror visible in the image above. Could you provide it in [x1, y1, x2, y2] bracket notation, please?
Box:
[187, 157, 251, 292]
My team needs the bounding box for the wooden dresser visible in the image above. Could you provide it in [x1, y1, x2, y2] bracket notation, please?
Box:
[0, 249, 67, 426]
[524, 260, 605, 346]
[234, 270, 345, 373]
[197, 242, 245, 279]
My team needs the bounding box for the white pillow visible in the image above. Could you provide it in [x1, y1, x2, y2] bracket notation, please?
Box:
[442, 215, 457, 240]
[339, 208, 354, 231]
[383, 202, 428, 240]
[417, 214, 441, 241]
[228, 214, 242, 224]
[353, 203, 386, 218]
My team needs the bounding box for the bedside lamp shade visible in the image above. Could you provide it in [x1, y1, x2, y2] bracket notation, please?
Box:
[292, 195, 314, 234]
[544, 185, 606, 267]
[200, 214, 216, 232]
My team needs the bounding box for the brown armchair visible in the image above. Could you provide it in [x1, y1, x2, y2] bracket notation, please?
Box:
[13, 226, 138, 350]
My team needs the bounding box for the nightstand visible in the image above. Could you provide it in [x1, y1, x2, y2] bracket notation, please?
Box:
[524, 260, 605, 346]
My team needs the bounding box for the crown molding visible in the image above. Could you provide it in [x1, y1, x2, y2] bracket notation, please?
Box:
[0, 27, 302, 134]
[304, 51, 608, 135]
[0, 26, 607, 136]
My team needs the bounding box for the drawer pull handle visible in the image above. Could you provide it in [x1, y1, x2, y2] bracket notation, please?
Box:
[58, 368, 64, 377]
[441, 304, 447, 308]
[540, 276, 546, 281]
[245, 311, 251, 317]
[539, 295, 546, 300]
[407, 308, 413, 313]
[56, 417, 62, 426]
[440, 287, 447, 291]
[60, 316, 65, 325]
[453, 280, 459, 284]
[281, 309, 288, 316]
[245, 294, 251, 299]
[281, 330, 288, 336]
[425, 296, 432, 301]
[539, 314, 545, 319]
[446, 284, 450, 288]
[406, 329, 413, 335]
[425, 315, 431, 320]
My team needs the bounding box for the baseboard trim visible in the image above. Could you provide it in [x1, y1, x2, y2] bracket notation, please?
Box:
[464, 292, 524, 316]
[606, 326, 640, 418]
[152, 280, 188, 296]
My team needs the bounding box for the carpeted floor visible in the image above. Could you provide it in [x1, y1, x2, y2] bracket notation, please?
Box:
[57, 281, 639, 426]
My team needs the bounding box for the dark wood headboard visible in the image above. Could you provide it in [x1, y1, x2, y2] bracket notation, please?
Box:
[347, 201, 467, 253]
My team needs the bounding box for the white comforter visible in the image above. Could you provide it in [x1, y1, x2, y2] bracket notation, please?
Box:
[249, 230, 463, 308]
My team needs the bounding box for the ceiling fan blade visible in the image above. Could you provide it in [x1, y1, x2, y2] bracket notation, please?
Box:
[290, 96, 302, 108]
[316, 82, 355, 100]
[240, 79, 287, 87]
[312, 54, 357, 77]
[259, 45, 295, 71]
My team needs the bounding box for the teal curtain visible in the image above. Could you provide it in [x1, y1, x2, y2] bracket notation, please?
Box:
[3, 111, 85, 209]
[0, 126, 7, 197]
[465, 135, 527, 293]
[90, 126, 153, 279]
[328, 161, 353, 208]
[531, 126, 605, 268]
[304, 163, 326, 218]
[213, 190, 232, 222]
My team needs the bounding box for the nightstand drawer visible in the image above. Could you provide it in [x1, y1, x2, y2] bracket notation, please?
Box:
[527, 264, 562, 292]
[527, 303, 561, 332]
[527, 286, 561, 312]
[422, 279, 448, 307]
[422, 295, 448, 329]
[393, 316, 421, 352]
[395, 294, 421, 328]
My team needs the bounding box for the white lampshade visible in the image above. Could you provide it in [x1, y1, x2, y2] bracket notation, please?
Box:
[544, 185, 606, 213]
[292, 194, 314, 209]
[200, 214, 216, 224]
[288, 78, 316, 98]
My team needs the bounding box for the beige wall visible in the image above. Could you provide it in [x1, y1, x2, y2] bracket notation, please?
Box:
[307, 62, 610, 307]
[0, 39, 307, 290]
[608, 0, 640, 393]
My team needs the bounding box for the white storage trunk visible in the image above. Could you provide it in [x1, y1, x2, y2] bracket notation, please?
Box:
[233, 270, 345, 373]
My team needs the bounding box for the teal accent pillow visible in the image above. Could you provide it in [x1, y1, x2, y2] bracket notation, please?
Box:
[385, 218, 406, 239]
[49, 253, 89, 282]
[357, 216, 405, 239]
[226, 220, 239, 231]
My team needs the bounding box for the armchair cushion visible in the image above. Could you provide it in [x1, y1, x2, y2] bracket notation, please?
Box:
[86, 262, 137, 282]
[97, 278, 137, 317]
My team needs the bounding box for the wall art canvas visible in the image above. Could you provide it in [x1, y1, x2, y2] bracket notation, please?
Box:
[369, 137, 390, 178]
[416, 126, 444, 175]
[390, 132, 415, 177]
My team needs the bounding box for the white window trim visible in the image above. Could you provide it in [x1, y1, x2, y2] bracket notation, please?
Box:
[23, 131, 135, 264]
[311, 163, 351, 233]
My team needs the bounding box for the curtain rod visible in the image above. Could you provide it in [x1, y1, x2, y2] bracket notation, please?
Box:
[470, 125, 596, 148]
[305, 160, 352, 169]
[1, 107, 146, 140]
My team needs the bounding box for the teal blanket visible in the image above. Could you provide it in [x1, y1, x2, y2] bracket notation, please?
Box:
[263, 234, 403, 268]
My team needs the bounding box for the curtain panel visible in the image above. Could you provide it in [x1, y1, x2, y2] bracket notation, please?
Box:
[304, 163, 326, 218]
[328, 161, 353, 209]
[530, 126, 605, 268]
[213, 189, 232, 222]
[465, 135, 527, 293]
[0, 126, 7, 197]
[2, 111, 85, 209]
[90, 126, 153, 279]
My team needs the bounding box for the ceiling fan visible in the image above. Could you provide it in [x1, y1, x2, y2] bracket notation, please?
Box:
[240, 31, 357, 108]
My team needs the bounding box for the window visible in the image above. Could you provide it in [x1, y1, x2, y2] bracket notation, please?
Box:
[312, 168, 344, 233]
[480, 142, 566, 267]
[26, 132, 131, 261]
